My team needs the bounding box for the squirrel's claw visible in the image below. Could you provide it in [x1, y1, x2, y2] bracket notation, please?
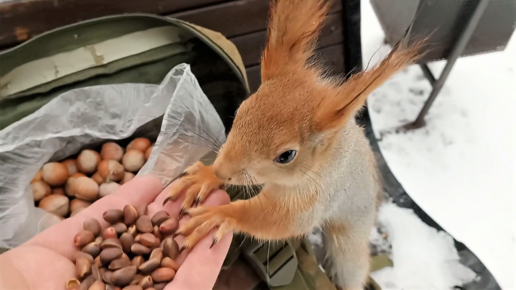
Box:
[210, 237, 219, 249]
[177, 206, 234, 251]
[164, 161, 230, 249]
[165, 161, 223, 212]
[162, 196, 173, 206]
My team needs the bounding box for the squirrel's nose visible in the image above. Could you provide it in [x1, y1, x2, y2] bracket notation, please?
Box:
[213, 158, 235, 182]
[214, 170, 232, 183]
[213, 164, 227, 180]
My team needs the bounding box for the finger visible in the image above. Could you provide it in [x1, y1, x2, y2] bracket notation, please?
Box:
[146, 181, 229, 252]
[145, 180, 220, 263]
[147, 185, 228, 265]
[145, 181, 232, 266]
[165, 190, 232, 290]
[166, 231, 232, 290]
[147, 180, 188, 219]
[25, 175, 163, 259]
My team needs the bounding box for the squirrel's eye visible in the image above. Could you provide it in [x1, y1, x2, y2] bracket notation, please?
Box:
[274, 150, 297, 164]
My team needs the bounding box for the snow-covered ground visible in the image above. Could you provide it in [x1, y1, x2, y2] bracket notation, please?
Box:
[370, 203, 478, 290]
[360, 0, 516, 289]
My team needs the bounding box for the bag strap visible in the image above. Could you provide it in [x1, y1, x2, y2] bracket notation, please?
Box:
[272, 238, 338, 290]
[240, 238, 299, 287]
[217, 235, 339, 290]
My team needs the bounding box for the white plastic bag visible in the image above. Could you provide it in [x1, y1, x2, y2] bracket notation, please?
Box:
[0, 63, 226, 249]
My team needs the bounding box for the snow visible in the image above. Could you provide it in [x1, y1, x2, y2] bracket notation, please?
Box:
[309, 200, 480, 289]
[370, 202, 478, 290]
[360, 0, 516, 289]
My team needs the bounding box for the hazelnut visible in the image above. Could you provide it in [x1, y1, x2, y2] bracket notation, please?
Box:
[144, 146, 153, 161]
[69, 177, 99, 201]
[126, 138, 151, 152]
[76, 150, 101, 174]
[92, 172, 106, 185]
[42, 162, 69, 186]
[120, 172, 135, 185]
[32, 181, 51, 202]
[99, 182, 121, 198]
[62, 159, 78, 175]
[70, 198, 92, 213]
[51, 187, 65, 195]
[101, 142, 124, 162]
[70, 172, 87, 178]
[98, 160, 125, 182]
[38, 194, 69, 217]
[31, 170, 43, 183]
[122, 150, 145, 173]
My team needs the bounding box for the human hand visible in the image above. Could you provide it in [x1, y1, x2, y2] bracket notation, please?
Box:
[0, 175, 233, 290]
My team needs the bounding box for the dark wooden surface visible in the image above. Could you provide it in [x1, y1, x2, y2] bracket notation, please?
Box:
[246, 43, 345, 93]
[174, 0, 342, 38]
[233, 12, 344, 67]
[0, 0, 342, 49]
[0, 0, 346, 91]
[0, 0, 225, 47]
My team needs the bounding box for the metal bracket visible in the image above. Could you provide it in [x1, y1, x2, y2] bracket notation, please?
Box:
[405, 0, 491, 130]
[240, 239, 299, 287]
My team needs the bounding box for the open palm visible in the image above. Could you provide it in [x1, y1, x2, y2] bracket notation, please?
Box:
[0, 175, 232, 290]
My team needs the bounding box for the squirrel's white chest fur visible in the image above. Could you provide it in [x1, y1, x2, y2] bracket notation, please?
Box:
[294, 120, 380, 233]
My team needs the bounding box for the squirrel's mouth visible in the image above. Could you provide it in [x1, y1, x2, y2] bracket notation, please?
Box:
[222, 169, 265, 187]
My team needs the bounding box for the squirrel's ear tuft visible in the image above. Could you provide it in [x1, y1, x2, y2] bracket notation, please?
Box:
[260, 0, 330, 82]
[313, 42, 423, 132]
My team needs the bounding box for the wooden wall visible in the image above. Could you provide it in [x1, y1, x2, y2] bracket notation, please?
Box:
[0, 0, 347, 92]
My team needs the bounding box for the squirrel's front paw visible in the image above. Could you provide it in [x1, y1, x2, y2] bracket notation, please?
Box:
[175, 206, 235, 252]
[164, 161, 224, 215]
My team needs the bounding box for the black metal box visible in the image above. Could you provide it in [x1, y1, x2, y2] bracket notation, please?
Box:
[370, 0, 516, 63]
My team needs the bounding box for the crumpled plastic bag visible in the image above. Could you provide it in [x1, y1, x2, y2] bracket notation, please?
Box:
[0, 63, 226, 249]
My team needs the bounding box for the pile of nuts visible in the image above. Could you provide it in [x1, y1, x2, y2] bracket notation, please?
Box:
[68, 204, 180, 290]
[31, 137, 154, 219]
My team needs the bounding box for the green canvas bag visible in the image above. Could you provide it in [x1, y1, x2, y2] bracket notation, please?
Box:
[0, 13, 361, 290]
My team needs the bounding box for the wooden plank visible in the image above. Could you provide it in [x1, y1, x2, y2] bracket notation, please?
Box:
[0, 0, 342, 49]
[231, 12, 344, 67]
[0, 0, 227, 48]
[246, 43, 345, 93]
[174, 0, 342, 38]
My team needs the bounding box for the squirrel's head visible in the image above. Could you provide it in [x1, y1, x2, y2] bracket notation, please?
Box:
[212, 0, 421, 188]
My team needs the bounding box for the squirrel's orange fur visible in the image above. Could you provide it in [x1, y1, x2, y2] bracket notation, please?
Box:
[166, 0, 421, 289]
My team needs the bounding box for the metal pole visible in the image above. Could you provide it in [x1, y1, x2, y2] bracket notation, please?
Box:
[419, 64, 436, 85]
[409, 0, 491, 129]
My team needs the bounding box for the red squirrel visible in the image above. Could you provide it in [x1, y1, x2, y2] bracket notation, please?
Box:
[165, 0, 421, 289]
